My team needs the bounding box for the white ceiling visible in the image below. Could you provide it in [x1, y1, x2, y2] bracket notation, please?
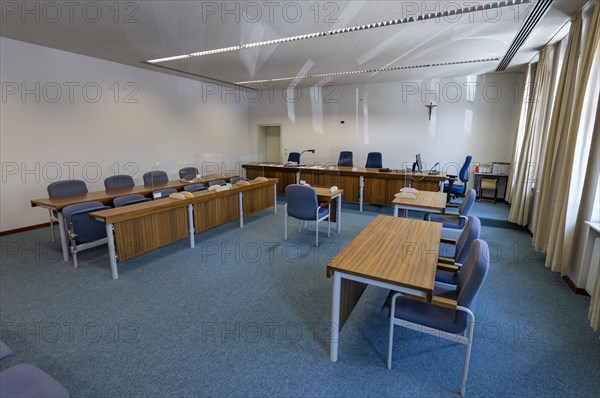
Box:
[0, 0, 588, 88]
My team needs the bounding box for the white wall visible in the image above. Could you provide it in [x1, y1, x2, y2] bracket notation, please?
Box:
[248, 73, 523, 178]
[0, 38, 250, 231]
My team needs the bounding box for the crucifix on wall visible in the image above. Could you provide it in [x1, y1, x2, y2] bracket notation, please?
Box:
[425, 102, 437, 120]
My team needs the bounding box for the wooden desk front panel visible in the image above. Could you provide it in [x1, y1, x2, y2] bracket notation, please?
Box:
[114, 207, 189, 261]
[243, 185, 275, 216]
[245, 166, 295, 194]
[194, 194, 239, 233]
[302, 172, 359, 203]
[364, 176, 441, 205]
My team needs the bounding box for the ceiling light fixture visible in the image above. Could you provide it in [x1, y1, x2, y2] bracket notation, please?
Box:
[235, 58, 500, 85]
[146, 0, 532, 64]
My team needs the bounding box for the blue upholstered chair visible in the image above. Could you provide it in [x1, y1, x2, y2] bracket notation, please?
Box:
[284, 184, 330, 247]
[46, 180, 88, 242]
[382, 239, 490, 396]
[113, 194, 151, 207]
[436, 216, 481, 285]
[63, 201, 110, 268]
[184, 184, 207, 193]
[153, 188, 177, 199]
[104, 175, 134, 190]
[179, 167, 199, 179]
[444, 156, 472, 199]
[287, 152, 301, 163]
[337, 151, 353, 167]
[425, 189, 476, 230]
[0, 340, 12, 360]
[143, 170, 169, 185]
[0, 341, 69, 398]
[365, 152, 383, 168]
[208, 180, 227, 187]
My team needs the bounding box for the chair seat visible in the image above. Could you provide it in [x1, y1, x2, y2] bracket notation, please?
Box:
[436, 270, 459, 285]
[444, 182, 466, 194]
[0, 364, 69, 398]
[317, 206, 330, 219]
[382, 290, 464, 334]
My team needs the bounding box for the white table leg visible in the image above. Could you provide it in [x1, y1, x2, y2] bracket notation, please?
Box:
[188, 204, 195, 247]
[273, 184, 277, 214]
[239, 192, 244, 228]
[336, 194, 341, 233]
[330, 271, 341, 362]
[106, 223, 118, 280]
[359, 176, 364, 212]
[57, 212, 69, 262]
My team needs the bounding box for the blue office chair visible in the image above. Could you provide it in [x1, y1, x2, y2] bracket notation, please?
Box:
[337, 151, 353, 167]
[436, 216, 481, 285]
[179, 167, 199, 179]
[365, 152, 383, 168]
[382, 239, 490, 396]
[208, 180, 227, 187]
[46, 180, 88, 242]
[184, 184, 207, 193]
[425, 189, 476, 230]
[153, 188, 177, 199]
[0, 340, 12, 360]
[63, 202, 110, 268]
[444, 156, 472, 199]
[104, 175, 134, 190]
[113, 194, 151, 207]
[285, 184, 330, 247]
[287, 152, 301, 163]
[143, 170, 169, 185]
[0, 340, 69, 398]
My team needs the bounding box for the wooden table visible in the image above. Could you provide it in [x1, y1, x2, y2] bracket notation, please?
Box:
[30, 174, 237, 262]
[90, 179, 277, 279]
[242, 163, 446, 209]
[327, 215, 442, 361]
[392, 191, 447, 217]
[314, 187, 343, 233]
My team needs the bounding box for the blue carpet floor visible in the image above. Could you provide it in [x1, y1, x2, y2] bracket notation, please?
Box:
[0, 204, 598, 397]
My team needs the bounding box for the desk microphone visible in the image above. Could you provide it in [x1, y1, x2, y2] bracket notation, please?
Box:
[299, 149, 315, 164]
[428, 162, 440, 175]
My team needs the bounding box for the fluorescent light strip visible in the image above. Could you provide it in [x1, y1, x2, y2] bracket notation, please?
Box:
[146, 0, 532, 64]
[235, 59, 500, 85]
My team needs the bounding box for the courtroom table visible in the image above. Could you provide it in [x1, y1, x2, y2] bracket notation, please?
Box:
[242, 163, 446, 209]
[327, 215, 442, 362]
[30, 174, 237, 262]
[90, 179, 277, 279]
[392, 191, 447, 217]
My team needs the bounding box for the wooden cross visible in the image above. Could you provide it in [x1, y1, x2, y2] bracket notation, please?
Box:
[425, 102, 437, 120]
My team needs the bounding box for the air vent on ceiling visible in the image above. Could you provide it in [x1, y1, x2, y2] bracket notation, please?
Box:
[497, 0, 555, 71]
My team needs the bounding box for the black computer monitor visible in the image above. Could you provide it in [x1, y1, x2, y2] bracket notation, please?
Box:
[413, 154, 423, 172]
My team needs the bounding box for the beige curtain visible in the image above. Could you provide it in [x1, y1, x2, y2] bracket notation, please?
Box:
[532, 13, 583, 259]
[585, 99, 600, 332]
[507, 48, 554, 225]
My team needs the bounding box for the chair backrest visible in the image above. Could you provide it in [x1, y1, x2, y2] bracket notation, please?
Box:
[454, 216, 481, 263]
[104, 175, 134, 190]
[208, 180, 227, 187]
[113, 194, 150, 207]
[288, 152, 301, 163]
[365, 152, 383, 168]
[47, 180, 88, 198]
[459, 189, 476, 215]
[63, 202, 109, 244]
[286, 184, 318, 220]
[229, 176, 241, 184]
[455, 239, 489, 330]
[338, 151, 354, 167]
[184, 184, 207, 192]
[459, 156, 473, 183]
[179, 167, 199, 179]
[154, 188, 177, 198]
[143, 171, 169, 185]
